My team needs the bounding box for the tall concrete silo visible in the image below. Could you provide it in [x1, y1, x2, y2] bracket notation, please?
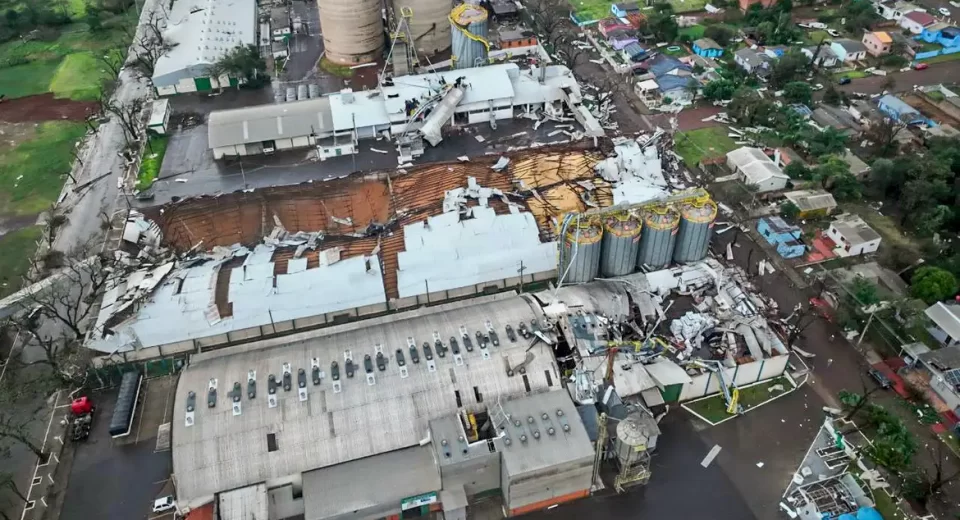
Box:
[559, 217, 603, 284]
[395, 0, 452, 57]
[600, 211, 642, 277]
[673, 198, 718, 264]
[450, 3, 489, 69]
[317, 0, 384, 65]
[637, 205, 679, 270]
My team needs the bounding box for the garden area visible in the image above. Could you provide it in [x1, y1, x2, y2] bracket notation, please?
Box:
[568, 0, 709, 23]
[0, 225, 42, 298]
[674, 126, 738, 167]
[0, 121, 88, 217]
[685, 377, 793, 424]
[136, 134, 169, 191]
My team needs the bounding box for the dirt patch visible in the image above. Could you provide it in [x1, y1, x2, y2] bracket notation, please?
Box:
[0, 122, 40, 153]
[0, 93, 96, 122]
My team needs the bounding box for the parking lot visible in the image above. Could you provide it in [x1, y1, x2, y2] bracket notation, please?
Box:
[60, 376, 176, 520]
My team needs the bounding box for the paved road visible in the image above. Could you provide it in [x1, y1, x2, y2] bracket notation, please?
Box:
[838, 60, 960, 95]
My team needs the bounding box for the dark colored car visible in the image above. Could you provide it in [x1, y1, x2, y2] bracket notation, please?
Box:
[868, 368, 892, 389]
[838, 77, 852, 85]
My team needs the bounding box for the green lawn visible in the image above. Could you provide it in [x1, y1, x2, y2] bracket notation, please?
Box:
[927, 90, 946, 102]
[668, 0, 709, 13]
[569, 0, 709, 22]
[871, 490, 908, 520]
[675, 127, 738, 166]
[834, 70, 869, 80]
[679, 24, 706, 40]
[0, 121, 88, 216]
[0, 226, 42, 299]
[920, 51, 960, 64]
[686, 377, 792, 424]
[137, 135, 169, 190]
[0, 60, 62, 99]
[49, 52, 108, 100]
[805, 30, 830, 44]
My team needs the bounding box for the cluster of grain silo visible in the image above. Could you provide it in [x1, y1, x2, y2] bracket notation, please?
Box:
[558, 196, 718, 285]
[450, 3, 489, 69]
[317, 0, 384, 65]
[559, 217, 604, 284]
[395, 0, 453, 57]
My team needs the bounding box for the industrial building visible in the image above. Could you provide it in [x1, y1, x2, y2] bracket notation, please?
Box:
[725, 146, 790, 193]
[206, 63, 603, 160]
[152, 0, 257, 96]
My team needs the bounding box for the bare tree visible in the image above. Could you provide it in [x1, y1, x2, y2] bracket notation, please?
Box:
[0, 382, 46, 459]
[525, 0, 568, 48]
[3, 328, 91, 387]
[121, 11, 175, 80]
[98, 93, 146, 144]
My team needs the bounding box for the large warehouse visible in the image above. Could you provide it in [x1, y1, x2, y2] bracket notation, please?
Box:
[153, 0, 258, 96]
[171, 293, 593, 519]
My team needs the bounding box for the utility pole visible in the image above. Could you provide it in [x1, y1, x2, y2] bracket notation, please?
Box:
[856, 308, 877, 348]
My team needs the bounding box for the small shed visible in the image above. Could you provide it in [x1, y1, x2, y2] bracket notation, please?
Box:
[692, 38, 724, 58]
[841, 150, 871, 179]
[611, 1, 640, 17]
[148, 98, 170, 135]
[826, 213, 881, 257]
[757, 216, 805, 259]
[783, 189, 837, 218]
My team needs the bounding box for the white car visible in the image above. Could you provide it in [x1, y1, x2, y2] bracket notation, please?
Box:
[812, 83, 824, 91]
[153, 496, 176, 514]
[826, 28, 841, 37]
[939, 7, 951, 16]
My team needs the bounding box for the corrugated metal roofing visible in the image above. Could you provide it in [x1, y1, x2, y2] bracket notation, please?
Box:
[208, 98, 334, 148]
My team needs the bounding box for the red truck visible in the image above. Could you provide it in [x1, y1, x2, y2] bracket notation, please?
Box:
[70, 396, 96, 442]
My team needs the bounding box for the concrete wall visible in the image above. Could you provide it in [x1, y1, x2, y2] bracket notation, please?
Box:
[677, 355, 789, 402]
[504, 459, 592, 516]
[268, 485, 305, 520]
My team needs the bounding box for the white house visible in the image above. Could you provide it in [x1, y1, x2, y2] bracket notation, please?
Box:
[271, 7, 292, 41]
[925, 301, 960, 348]
[902, 342, 960, 415]
[900, 10, 936, 34]
[725, 147, 790, 192]
[802, 46, 839, 68]
[825, 213, 881, 256]
[734, 48, 771, 74]
[875, 0, 919, 20]
[830, 39, 868, 62]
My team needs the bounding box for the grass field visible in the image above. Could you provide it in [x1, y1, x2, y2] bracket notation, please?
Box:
[569, 0, 709, 22]
[137, 135, 169, 190]
[834, 70, 869, 80]
[686, 377, 792, 424]
[679, 24, 706, 40]
[0, 121, 88, 216]
[675, 126, 737, 166]
[49, 52, 108, 100]
[0, 22, 131, 100]
[805, 30, 830, 44]
[0, 225, 41, 298]
[920, 51, 960, 64]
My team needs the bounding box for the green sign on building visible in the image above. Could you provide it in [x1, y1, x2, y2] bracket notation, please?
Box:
[401, 492, 438, 511]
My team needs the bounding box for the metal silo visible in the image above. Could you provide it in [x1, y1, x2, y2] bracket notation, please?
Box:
[559, 217, 603, 284]
[637, 205, 679, 270]
[450, 3, 489, 70]
[317, 0, 384, 65]
[394, 0, 452, 57]
[673, 198, 718, 264]
[600, 211, 642, 277]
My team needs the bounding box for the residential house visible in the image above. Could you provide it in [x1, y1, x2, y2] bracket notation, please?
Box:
[830, 39, 868, 62]
[920, 22, 951, 43]
[757, 216, 806, 258]
[656, 74, 699, 104]
[902, 342, 960, 414]
[599, 18, 634, 37]
[782, 189, 838, 218]
[812, 105, 863, 135]
[875, 0, 919, 20]
[762, 45, 789, 59]
[271, 7, 291, 42]
[271, 40, 288, 59]
[645, 54, 691, 76]
[726, 147, 790, 192]
[841, 150, 871, 178]
[692, 38, 724, 58]
[862, 31, 893, 56]
[738, 0, 776, 11]
[940, 26, 960, 47]
[734, 48, 772, 76]
[802, 46, 840, 68]
[788, 104, 814, 119]
[891, 31, 922, 56]
[924, 301, 960, 348]
[776, 146, 806, 168]
[877, 94, 929, 125]
[611, 2, 640, 17]
[900, 10, 936, 34]
[607, 30, 638, 51]
[847, 99, 884, 124]
[621, 42, 648, 63]
[825, 213, 881, 256]
[634, 79, 662, 107]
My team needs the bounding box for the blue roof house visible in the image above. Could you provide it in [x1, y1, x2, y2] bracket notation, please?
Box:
[920, 22, 950, 43]
[656, 74, 699, 103]
[938, 26, 960, 47]
[877, 95, 930, 125]
[621, 42, 648, 62]
[646, 54, 690, 77]
[757, 217, 805, 259]
[692, 38, 724, 58]
[610, 2, 640, 17]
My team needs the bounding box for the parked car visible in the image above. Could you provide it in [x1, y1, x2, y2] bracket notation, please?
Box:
[914, 62, 929, 70]
[838, 77, 852, 85]
[939, 7, 951, 16]
[827, 28, 841, 37]
[812, 83, 824, 91]
[868, 368, 893, 389]
[153, 496, 176, 514]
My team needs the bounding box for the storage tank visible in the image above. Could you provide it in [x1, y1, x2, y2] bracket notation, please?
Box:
[637, 205, 679, 269]
[559, 217, 603, 284]
[394, 0, 452, 57]
[600, 211, 642, 277]
[450, 3, 489, 70]
[673, 198, 717, 264]
[614, 412, 658, 466]
[317, 0, 384, 65]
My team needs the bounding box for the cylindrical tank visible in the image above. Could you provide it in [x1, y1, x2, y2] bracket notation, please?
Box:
[297, 84, 308, 100]
[637, 205, 679, 269]
[450, 3, 489, 70]
[317, 0, 384, 65]
[673, 198, 717, 264]
[615, 413, 655, 466]
[600, 211, 642, 277]
[285, 87, 296, 102]
[308, 84, 320, 98]
[559, 217, 603, 284]
[394, 0, 452, 57]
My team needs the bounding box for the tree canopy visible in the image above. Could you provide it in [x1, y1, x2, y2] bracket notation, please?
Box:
[910, 266, 958, 304]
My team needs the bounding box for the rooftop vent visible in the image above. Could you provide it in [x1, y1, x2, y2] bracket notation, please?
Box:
[185, 391, 196, 427]
[518, 322, 530, 339]
[397, 348, 409, 379]
[407, 338, 420, 364]
[376, 352, 387, 372]
[267, 375, 278, 408]
[423, 342, 437, 373]
[247, 370, 256, 399]
[207, 378, 218, 408]
[311, 358, 323, 386]
[297, 369, 308, 402]
[282, 363, 292, 391]
[460, 327, 474, 352]
[345, 359, 355, 379]
[505, 325, 517, 342]
[364, 355, 376, 385]
[231, 382, 242, 416]
[331, 360, 342, 393]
